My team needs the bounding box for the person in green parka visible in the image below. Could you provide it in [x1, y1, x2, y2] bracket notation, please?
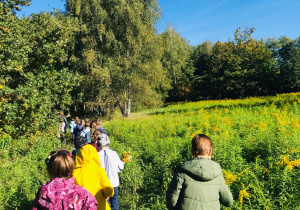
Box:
[166, 134, 233, 210]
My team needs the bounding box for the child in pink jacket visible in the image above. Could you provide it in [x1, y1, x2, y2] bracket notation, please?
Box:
[31, 149, 97, 210]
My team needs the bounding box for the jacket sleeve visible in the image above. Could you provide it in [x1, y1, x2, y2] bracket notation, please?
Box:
[99, 167, 114, 197]
[81, 191, 98, 210]
[219, 175, 234, 207]
[113, 151, 124, 172]
[30, 187, 42, 210]
[166, 171, 184, 210]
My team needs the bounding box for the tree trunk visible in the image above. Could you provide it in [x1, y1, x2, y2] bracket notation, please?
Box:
[125, 83, 131, 117]
[125, 97, 131, 117]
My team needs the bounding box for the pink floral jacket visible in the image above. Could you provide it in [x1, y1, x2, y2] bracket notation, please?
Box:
[31, 177, 97, 210]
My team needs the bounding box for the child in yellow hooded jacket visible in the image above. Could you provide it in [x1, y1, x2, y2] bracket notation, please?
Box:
[73, 144, 114, 210]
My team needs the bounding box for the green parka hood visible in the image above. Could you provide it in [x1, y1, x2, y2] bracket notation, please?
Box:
[180, 157, 222, 181]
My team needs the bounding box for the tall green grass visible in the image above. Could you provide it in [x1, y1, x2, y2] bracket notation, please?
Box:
[106, 93, 300, 209]
[1, 93, 300, 209]
[0, 134, 72, 209]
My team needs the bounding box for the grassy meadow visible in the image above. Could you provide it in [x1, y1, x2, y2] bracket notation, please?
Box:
[1, 93, 300, 209]
[107, 92, 300, 209]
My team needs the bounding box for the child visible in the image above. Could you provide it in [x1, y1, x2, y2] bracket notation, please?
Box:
[73, 118, 85, 141]
[91, 129, 102, 152]
[31, 149, 97, 209]
[72, 118, 82, 141]
[73, 144, 114, 210]
[58, 118, 66, 144]
[69, 117, 76, 134]
[96, 118, 108, 135]
[83, 118, 92, 144]
[97, 133, 130, 210]
[91, 120, 98, 137]
[59, 110, 68, 132]
[72, 132, 88, 157]
[166, 134, 233, 210]
[72, 119, 88, 157]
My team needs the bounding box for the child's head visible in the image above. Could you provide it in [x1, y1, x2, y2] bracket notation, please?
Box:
[96, 118, 102, 126]
[85, 118, 90, 128]
[91, 121, 97, 129]
[96, 133, 110, 149]
[191, 134, 213, 157]
[75, 118, 81, 124]
[71, 117, 75, 121]
[45, 149, 74, 179]
[91, 129, 102, 143]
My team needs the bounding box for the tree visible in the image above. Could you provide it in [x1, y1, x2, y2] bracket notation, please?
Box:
[160, 25, 194, 102]
[191, 27, 277, 99]
[0, 0, 31, 14]
[190, 41, 213, 99]
[66, 0, 169, 117]
[267, 36, 300, 93]
[0, 9, 79, 137]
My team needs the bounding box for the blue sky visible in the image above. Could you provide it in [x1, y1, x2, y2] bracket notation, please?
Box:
[17, 0, 300, 46]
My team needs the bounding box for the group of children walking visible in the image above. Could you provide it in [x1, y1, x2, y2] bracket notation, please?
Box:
[33, 111, 233, 210]
[33, 114, 127, 210]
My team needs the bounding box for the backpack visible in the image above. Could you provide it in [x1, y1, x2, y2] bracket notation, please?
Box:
[74, 127, 87, 149]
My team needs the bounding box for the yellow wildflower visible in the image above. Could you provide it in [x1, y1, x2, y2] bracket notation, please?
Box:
[238, 183, 250, 206]
[291, 120, 300, 129]
[213, 125, 220, 132]
[224, 130, 230, 138]
[262, 167, 270, 178]
[223, 170, 237, 185]
[277, 156, 289, 165]
[223, 117, 233, 126]
[287, 149, 297, 154]
[277, 155, 300, 173]
[122, 151, 132, 163]
[263, 167, 270, 174]
[287, 159, 300, 173]
[259, 122, 268, 131]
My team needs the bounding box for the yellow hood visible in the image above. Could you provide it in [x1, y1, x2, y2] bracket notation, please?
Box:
[73, 144, 114, 210]
[75, 144, 101, 168]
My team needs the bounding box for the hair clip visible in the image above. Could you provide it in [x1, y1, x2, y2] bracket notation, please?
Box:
[47, 155, 51, 160]
[69, 153, 72, 157]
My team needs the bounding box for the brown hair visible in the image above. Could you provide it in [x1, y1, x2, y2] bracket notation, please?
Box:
[91, 129, 102, 144]
[191, 134, 213, 157]
[45, 149, 74, 179]
[90, 120, 97, 135]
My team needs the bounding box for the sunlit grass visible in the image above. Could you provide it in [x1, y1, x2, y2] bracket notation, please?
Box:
[105, 92, 300, 209]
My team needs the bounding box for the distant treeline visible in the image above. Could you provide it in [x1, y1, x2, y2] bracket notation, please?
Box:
[1, 0, 299, 137]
